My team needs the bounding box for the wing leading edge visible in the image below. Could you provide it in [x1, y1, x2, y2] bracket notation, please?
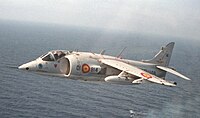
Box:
[100, 59, 176, 87]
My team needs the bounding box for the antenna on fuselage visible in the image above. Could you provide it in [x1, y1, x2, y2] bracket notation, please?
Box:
[116, 47, 127, 58]
[100, 50, 105, 55]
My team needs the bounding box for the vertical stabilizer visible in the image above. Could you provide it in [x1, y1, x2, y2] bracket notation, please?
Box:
[143, 42, 175, 66]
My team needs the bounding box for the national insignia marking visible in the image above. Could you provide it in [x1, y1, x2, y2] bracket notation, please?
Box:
[38, 64, 43, 69]
[82, 64, 90, 73]
[141, 72, 152, 79]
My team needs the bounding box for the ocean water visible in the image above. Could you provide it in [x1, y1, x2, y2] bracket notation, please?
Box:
[0, 20, 200, 118]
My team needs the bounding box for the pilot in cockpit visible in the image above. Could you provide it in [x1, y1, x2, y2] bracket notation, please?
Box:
[41, 51, 66, 62]
[52, 51, 66, 60]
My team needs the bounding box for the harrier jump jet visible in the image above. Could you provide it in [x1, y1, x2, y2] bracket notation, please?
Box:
[18, 42, 190, 87]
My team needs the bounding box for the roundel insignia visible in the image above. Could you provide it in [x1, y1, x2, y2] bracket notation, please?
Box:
[82, 64, 90, 73]
[141, 73, 152, 79]
[38, 64, 43, 69]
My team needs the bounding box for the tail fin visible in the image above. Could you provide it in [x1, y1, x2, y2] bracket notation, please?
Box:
[143, 42, 175, 66]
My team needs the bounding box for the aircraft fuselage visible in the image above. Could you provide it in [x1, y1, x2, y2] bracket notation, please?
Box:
[18, 51, 165, 81]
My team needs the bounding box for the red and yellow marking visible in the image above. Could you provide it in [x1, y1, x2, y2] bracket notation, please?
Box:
[82, 64, 90, 73]
[141, 73, 152, 79]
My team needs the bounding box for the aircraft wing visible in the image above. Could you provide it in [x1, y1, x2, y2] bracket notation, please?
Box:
[156, 66, 191, 80]
[100, 59, 176, 86]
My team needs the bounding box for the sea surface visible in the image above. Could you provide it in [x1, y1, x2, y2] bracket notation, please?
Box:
[0, 20, 200, 118]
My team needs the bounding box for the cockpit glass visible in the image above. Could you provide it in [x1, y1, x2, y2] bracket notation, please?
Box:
[40, 51, 66, 61]
[52, 51, 66, 60]
[42, 54, 55, 61]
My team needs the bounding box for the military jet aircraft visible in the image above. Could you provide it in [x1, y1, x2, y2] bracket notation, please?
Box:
[18, 42, 191, 87]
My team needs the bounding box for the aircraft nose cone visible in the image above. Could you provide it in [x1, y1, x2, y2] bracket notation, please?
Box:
[18, 61, 37, 71]
[18, 64, 30, 70]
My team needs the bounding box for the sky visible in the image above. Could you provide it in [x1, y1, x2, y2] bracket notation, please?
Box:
[0, 0, 200, 40]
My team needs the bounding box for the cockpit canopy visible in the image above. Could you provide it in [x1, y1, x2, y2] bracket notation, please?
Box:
[40, 50, 67, 61]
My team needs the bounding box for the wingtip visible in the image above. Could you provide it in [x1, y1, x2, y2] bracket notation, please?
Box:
[182, 76, 191, 81]
[185, 78, 191, 81]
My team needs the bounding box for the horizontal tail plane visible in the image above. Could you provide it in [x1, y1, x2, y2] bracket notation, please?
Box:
[156, 66, 191, 80]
